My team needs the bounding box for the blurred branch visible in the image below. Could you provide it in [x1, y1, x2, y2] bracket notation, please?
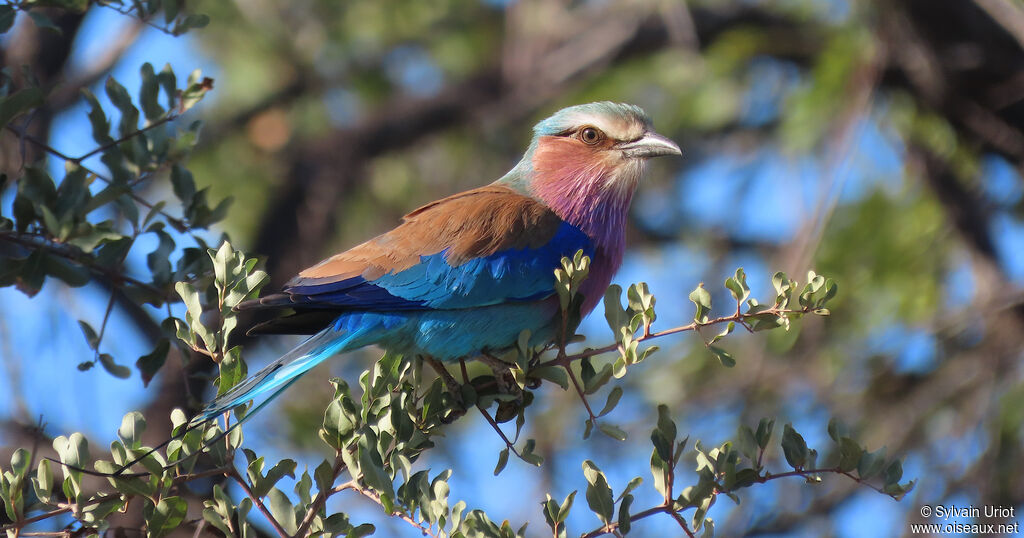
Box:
[972, 0, 1024, 52]
[252, 4, 818, 286]
[909, 144, 1024, 325]
[0, 230, 169, 298]
[4, 124, 191, 231]
[785, 48, 883, 276]
[48, 20, 145, 110]
[883, 0, 1024, 163]
[202, 75, 312, 144]
[0, 8, 84, 170]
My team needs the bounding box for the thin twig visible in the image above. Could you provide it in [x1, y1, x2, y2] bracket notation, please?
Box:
[99, 3, 183, 36]
[579, 466, 883, 537]
[542, 306, 816, 369]
[0, 465, 234, 533]
[476, 403, 523, 459]
[229, 469, 291, 538]
[91, 289, 118, 363]
[334, 480, 440, 538]
[0, 230, 171, 300]
[2, 125, 190, 231]
[76, 113, 179, 163]
[293, 455, 346, 537]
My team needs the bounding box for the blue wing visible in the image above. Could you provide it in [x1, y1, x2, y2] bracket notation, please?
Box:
[284, 220, 594, 310]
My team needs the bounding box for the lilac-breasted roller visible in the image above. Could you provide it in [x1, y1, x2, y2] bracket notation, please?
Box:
[198, 102, 680, 421]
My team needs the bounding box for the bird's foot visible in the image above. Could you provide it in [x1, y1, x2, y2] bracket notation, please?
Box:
[422, 356, 467, 422]
[477, 353, 518, 394]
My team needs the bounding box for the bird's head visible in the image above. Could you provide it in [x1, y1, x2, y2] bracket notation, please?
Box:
[499, 102, 681, 239]
[531, 101, 681, 162]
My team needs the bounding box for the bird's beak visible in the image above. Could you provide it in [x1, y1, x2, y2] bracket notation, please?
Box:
[618, 131, 682, 159]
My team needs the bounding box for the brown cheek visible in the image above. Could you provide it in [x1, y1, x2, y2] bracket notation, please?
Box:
[533, 137, 604, 174]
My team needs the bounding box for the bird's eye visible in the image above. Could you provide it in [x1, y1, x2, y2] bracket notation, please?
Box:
[579, 127, 603, 145]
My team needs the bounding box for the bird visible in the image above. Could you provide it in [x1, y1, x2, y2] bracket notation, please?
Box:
[197, 102, 681, 423]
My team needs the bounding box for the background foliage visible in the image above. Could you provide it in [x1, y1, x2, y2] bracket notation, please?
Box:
[1, 0, 1023, 536]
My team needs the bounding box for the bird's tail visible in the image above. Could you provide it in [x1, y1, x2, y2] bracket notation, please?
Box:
[193, 323, 371, 423]
[99, 324, 370, 477]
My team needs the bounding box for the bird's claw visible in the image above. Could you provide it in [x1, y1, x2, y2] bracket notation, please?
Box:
[423, 356, 466, 408]
[477, 353, 518, 394]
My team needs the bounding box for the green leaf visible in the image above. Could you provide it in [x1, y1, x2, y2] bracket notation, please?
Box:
[77, 320, 100, 350]
[883, 459, 904, 486]
[617, 493, 634, 535]
[320, 385, 357, 450]
[179, 71, 213, 110]
[105, 77, 139, 136]
[583, 361, 613, 395]
[708, 346, 735, 367]
[52, 433, 89, 500]
[139, 63, 165, 122]
[10, 448, 29, 478]
[493, 448, 509, 476]
[253, 459, 297, 498]
[656, 404, 677, 446]
[689, 284, 712, 323]
[81, 89, 114, 147]
[117, 411, 146, 449]
[145, 497, 188, 538]
[857, 447, 887, 480]
[781, 424, 809, 469]
[709, 321, 734, 345]
[31, 459, 54, 503]
[736, 425, 759, 463]
[136, 339, 170, 388]
[217, 347, 247, 398]
[724, 268, 750, 303]
[161, 0, 180, 22]
[603, 284, 628, 334]
[598, 423, 627, 441]
[598, 386, 623, 417]
[755, 418, 775, 450]
[530, 366, 568, 390]
[94, 459, 156, 499]
[147, 228, 175, 286]
[156, 63, 177, 106]
[827, 417, 848, 442]
[0, 5, 15, 34]
[314, 460, 335, 498]
[0, 88, 44, 130]
[27, 11, 61, 34]
[99, 353, 132, 379]
[837, 437, 863, 472]
[582, 460, 614, 525]
[174, 12, 210, 34]
[357, 441, 393, 496]
[520, 439, 544, 466]
[557, 490, 576, 523]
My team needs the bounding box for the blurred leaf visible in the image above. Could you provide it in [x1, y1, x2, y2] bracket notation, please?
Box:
[781, 424, 809, 470]
[27, 11, 61, 34]
[582, 460, 614, 525]
[0, 5, 15, 33]
[136, 339, 170, 387]
[493, 448, 509, 476]
[0, 88, 44, 130]
[99, 353, 132, 379]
